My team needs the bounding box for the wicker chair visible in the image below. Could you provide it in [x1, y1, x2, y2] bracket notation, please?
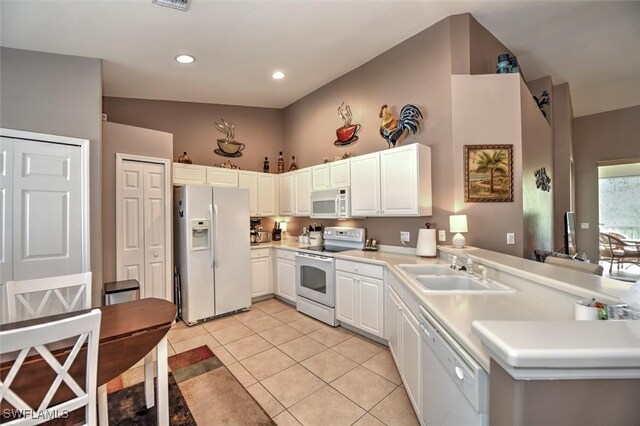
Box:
[599, 232, 640, 273]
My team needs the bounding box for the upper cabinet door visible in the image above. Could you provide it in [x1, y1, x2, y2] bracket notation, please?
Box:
[257, 173, 277, 216]
[380, 144, 432, 216]
[206, 167, 239, 188]
[312, 164, 330, 191]
[0, 138, 13, 288]
[330, 159, 350, 188]
[173, 163, 206, 186]
[279, 173, 294, 215]
[239, 171, 258, 216]
[12, 140, 83, 280]
[294, 169, 312, 216]
[350, 152, 380, 217]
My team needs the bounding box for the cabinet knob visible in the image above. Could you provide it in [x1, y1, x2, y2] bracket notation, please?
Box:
[355, 267, 359, 271]
[153, 252, 159, 258]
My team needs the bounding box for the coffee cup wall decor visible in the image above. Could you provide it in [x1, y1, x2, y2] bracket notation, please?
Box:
[335, 101, 361, 146]
[214, 118, 246, 157]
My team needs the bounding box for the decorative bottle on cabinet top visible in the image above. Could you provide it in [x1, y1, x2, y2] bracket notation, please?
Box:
[277, 151, 285, 174]
[177, 152, 192, 164]
[263, 156, 270, 173]
[288, 156, 298, 171]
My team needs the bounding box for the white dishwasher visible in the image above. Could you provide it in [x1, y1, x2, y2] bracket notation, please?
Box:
[418, 306, 489, 426]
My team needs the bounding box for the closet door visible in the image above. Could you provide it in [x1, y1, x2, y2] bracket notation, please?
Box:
[143, 162, 167, 299]
[118, 161, 146, 287]
[13, 140, 83, 279]
[0, 138, 13, 287]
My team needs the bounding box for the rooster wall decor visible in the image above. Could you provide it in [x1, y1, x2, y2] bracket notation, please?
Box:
[379, 104, 423, 148]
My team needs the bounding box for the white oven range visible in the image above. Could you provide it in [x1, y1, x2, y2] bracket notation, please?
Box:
[295, 227, 365, 326]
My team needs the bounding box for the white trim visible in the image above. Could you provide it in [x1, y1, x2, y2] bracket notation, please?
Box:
[115, 153, 172, 302]
[0, 128, 90, 275]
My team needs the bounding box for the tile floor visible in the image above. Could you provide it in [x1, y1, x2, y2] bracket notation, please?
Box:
[164, 297, 420, 426]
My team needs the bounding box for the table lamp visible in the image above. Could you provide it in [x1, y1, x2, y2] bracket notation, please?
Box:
[449, 215, 468, 248]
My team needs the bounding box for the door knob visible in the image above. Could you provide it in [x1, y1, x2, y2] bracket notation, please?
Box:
[154, 252, 159, 258]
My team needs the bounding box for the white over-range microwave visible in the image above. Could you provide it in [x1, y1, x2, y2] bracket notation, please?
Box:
[310, 187, 351, 219]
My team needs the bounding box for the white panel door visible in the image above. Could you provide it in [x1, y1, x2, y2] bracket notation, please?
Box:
[380, 144, 418, 215]
[350, 152, 380, 217]
[335, 271, 357, 327]
[251, 257, 270, 297]
[401, 307, 422, 417]
[206, 167, 238, 187]
[257, 174, 277, 216]
[279, 173, 294, 215]
[358, 276, 384, 338]
[330, 159, 350, 188]
[143, 163, 167, 299]
[0, 138, 13, 288]
[387, 287, 402, 366]
[118, 160, 168, 300]
[239, 171, 258, 216]
[13, 140, 83, 280]
[312, 164, 330, 190]
[294, 169, 312, 216]
[119, 161, 146, 286]
[276, 258, 296, 303]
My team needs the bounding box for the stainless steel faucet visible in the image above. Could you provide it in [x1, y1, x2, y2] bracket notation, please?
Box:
[478, 265, 488, 282]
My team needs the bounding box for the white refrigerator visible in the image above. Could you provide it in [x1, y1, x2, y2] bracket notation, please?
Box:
[174, 185, 251, 325]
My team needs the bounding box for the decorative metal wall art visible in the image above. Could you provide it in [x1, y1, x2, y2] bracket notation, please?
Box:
[379, 104, 423, 148]
[534, 167, 551, 192]
[534, 91, 551, 118]
[464, 145, 514, 202]
[214, 118, 246, 157]
[335, 101, 361, 146]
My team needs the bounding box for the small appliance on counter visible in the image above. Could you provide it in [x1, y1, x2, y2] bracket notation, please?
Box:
[364, 239, 379, 251]
[272, 221, 282, 241]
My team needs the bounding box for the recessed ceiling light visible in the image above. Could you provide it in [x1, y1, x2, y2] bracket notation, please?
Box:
[272, 71, 286, 80]
[176, 54, 195, 64]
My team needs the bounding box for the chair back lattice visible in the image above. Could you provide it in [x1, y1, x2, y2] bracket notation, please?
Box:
[6, 273, 92, 322]
[0, 309, 101, 425]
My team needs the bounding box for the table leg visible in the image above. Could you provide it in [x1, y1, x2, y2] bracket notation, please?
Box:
[144, 352, 155, 409]
[98, 384, 109, 425]
[156, 336, 169, 426]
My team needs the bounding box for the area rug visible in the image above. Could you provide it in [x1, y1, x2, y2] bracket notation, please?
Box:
[107, 345, 274, 425]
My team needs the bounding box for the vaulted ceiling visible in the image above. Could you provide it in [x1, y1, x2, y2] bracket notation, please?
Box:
[2, 1, 639, 116]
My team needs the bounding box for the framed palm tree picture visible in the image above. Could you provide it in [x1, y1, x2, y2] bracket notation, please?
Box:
[464, 144, 513, 202]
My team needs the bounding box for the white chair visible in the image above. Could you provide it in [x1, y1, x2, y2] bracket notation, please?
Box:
[0, 309, 102, 425]
[6, 272, 92, 322]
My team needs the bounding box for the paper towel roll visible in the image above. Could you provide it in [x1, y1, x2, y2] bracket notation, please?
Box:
[416, 229, 437, 257]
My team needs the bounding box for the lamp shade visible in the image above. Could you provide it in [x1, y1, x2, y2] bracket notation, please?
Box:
[449, 215, 468, 233]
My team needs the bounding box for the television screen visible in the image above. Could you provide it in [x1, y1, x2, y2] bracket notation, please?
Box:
[564, 212, 577, 256]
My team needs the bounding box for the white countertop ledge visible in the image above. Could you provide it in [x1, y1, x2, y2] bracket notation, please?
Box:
[472, 320, 640, 371]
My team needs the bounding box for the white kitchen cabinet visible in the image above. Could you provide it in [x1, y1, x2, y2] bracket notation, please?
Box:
[387, 287, 402, 366]
[335, 259, 385, 338]
[350, 152, 381, 216]
[312, 164, 331, 191]
[380, 144, 432, 216]
[401, 303, 422, 417]
[173, 163, 206, 186]
[250, 248, 272, 298]
[293, 169, 312, 216]
[206, 167, 239, 187]
[330, 159, 351, 187]
[257, 173, 277, 216]
[278, 172, 294, 216]
[275, 250, 296, 303]
[239, 171, 259, 216]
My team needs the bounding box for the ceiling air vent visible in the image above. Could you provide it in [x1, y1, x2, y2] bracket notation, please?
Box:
[152, 0, 191, 12]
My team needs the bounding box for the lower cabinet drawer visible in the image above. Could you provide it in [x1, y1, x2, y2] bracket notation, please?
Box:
[277, 249, 296, 261]
[250, 249, 270, 259]
[336, 259, 384, 279]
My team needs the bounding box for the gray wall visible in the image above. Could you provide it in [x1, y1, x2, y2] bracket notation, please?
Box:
[574, 105, 640, 261]
[103, 97, 283, 172]
[102, 122, 174, 283]
[0, 47, 104, 305]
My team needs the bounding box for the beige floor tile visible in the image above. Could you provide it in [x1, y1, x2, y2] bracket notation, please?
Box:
[254, 298, 292, 314]
[170, 320, 189, 330]
[333, 336, 384, 364]
[307, 326, 352, 347]
[202, 315, 240, 332]
[272, 309, 306, 323]
[259, 324, 303, 346]
[273, 410, 302, 426]
[244, 315, 285, 333]
[246, 382, 285, 417]
[288, 316, 325, 334]
[289, 385, 365, 426]
[261, 364, 324, 408]
[277, 335, 327, 362]
[353, 413, 386, 426]
[167, 323, 207, 343]
[224, 334, 273, 360]
[226, 361, 257, 387]
[240, 347, 296, 380]
[121, 365, 145, 387]
[300, 349, 357, 383]
[331, 365, 397, 410]
[178, 368, 272, 425]
[212, 346, 237, 365]
[171, 332, 221, 354]
[362, 349, 402, 385]
[210, 323, 255, 345]
[369, 386, 420, 426]
[234, 308, 268, 324]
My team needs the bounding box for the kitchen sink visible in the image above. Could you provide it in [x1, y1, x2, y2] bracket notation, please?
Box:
[397, 264, 458, 276]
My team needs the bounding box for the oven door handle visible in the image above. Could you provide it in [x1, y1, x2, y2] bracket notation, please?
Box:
[295, 253, 334, 263]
